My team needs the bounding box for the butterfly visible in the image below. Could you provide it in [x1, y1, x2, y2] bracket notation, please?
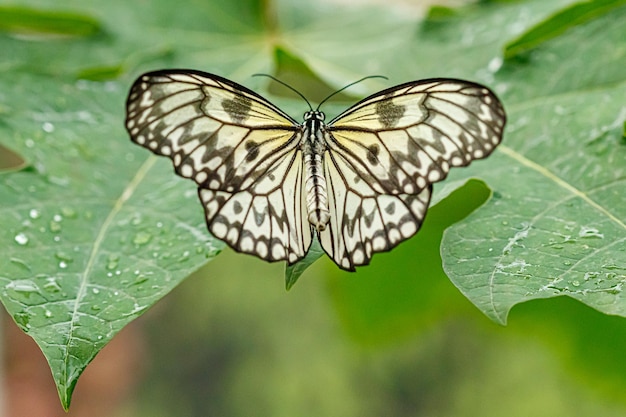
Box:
[125, 70, 506, 271]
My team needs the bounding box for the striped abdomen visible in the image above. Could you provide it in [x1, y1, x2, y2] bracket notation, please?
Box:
[302, 111, 331, 231]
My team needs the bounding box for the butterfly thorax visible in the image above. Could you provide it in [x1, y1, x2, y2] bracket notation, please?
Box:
[302, 111, 331, 231]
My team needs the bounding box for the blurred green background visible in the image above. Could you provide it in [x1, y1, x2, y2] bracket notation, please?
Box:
[2, 0, 626, 415]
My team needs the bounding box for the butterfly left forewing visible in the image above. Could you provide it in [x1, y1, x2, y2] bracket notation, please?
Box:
[126, 70, 301, 192]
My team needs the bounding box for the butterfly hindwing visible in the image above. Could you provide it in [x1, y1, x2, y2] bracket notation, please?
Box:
[320, 150, 432, 270]
[199, 151, 312, 264]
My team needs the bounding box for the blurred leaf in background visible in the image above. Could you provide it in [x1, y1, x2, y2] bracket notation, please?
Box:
[0, 0, 625, 415]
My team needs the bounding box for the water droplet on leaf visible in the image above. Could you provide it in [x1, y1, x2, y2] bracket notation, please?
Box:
[61, 207, 77, 218]
[43, 277, 62, 293]
[133, 231, 152, 246]
[14, 233, 29, 245]
[6, 279, 38, 296]
[106, 254, 119, 270]
[49, 221, 61, 233]
[579, 226, 603, 239]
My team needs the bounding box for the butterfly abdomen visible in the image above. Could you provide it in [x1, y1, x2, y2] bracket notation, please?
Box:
[302, 111, 331, 231]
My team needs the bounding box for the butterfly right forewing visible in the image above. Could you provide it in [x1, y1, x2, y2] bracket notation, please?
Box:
[326, 79, 506, 195]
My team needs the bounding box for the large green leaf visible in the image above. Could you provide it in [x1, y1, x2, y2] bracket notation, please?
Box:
[0, 0, 625, 409]
[0, 74, 223, 407]
[442, 2, 626, 324]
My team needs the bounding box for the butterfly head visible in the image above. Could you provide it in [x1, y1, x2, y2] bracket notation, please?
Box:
[303, 110, 325, 122]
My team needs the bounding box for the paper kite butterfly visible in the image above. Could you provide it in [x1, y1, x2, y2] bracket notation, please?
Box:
[125, 69, 506, 271]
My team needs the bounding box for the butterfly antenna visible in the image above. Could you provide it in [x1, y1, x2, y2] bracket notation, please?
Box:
[316, 75, 388, 110]
[253, 73, 313, 111]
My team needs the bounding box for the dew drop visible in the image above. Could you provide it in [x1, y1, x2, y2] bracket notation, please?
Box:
[6, 279, 38, 295]
[53, 214, 63, 222]
[579, 226, 604, 239]
[42, 122, 55, 132]
[49, 221, 62, 233]
[571, 280, 580, 287]
[47, 175, 69, 187]
[25, 138, 35, 148]
[487, 56, 503, 72]
[14, 233, 29, 245]
[58, 261, 68, 269]
[55, 251, 73, 263]
[106, 254, 119, 270]
[29, 209, 41, 219]
[45, 310, 53, 318]
[133, 231, 152, 246]
[92, 288, 100, 294]
[43, 277, 62, 293]
[61, 207, 77, 218]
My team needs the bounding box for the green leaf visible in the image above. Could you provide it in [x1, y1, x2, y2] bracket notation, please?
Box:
[0, 6, 102, 37]
[504, 0, 626, 59]
[1, 0, 625, 409]
[0, 75, 223, 408]
[285, 236, 324, 290]
[439, 2, 626, 325]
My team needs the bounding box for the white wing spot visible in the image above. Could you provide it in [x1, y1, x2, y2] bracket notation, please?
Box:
[180, 164, 193, 177]
[427, 170, 441, 182]
[256, 241, 268, 258]
[212, 222, 227, 238]
[195, 171, 208, 184]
